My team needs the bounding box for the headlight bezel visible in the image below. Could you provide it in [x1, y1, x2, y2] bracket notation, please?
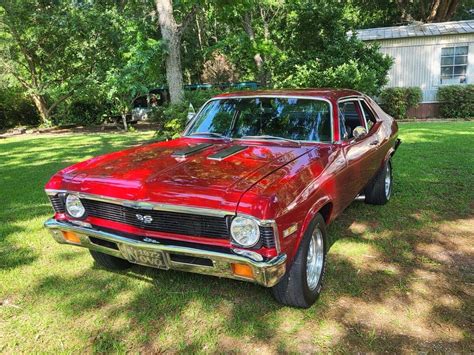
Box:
[230, 216, 261, 248]
[65, 194, 86, 219]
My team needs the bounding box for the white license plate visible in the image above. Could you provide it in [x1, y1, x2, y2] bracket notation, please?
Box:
[119, 245, 168, 269]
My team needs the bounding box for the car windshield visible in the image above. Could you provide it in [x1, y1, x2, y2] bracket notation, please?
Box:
[185, 97, 332, 142]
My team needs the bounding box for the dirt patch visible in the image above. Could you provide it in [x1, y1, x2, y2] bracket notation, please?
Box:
[0, 122, 159, 138]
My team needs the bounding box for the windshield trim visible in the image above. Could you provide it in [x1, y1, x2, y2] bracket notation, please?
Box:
[183, 95, 335, 144]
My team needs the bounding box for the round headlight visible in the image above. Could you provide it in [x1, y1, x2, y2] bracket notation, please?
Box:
[65, 194, 85, 218]
[230, 216, 260, 247]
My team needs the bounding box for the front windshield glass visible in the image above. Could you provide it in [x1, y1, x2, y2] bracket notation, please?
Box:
[186, 97, 332, 142]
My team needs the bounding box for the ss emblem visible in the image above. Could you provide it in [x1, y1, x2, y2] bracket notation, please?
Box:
[136, 214, 153, 224]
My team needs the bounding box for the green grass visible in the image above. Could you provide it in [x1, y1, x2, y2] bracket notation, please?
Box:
[1, 122, 473, 353]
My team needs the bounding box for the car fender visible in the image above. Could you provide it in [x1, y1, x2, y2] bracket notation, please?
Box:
[291, 195, 332, 256]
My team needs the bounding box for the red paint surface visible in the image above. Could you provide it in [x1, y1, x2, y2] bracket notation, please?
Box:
[46, 89, 398, 263]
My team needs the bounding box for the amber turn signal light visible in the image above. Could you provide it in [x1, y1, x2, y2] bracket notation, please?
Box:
[231, 263, 254, 279]
[62, 231, 81, 244]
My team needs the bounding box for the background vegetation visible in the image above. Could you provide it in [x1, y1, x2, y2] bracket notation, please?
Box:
[1, 0, 472, 130]
[379, 87, 423, 119]
[437, 84, 474, 118]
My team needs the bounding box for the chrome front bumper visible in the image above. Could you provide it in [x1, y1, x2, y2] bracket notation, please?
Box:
[44, 219, 287, 287]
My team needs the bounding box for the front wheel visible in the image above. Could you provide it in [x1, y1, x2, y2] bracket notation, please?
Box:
[271, 214, 327, 308]
[365, 159, 392, 205]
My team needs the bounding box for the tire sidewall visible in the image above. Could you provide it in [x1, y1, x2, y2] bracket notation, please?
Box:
[385, 160, 393, 200]
[300, 215, 327, 304]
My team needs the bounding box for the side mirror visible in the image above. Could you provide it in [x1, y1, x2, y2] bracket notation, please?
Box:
[187, 103, 196, 121]
[352, 126, 368, 140]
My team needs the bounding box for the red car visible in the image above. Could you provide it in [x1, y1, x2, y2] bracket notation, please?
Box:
[45, 89, 400, 308]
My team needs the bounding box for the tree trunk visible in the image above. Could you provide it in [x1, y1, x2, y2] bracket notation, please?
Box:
[166, 35, 185, 104]
[242, 12, 267, 86]
[427, 0, 459, 22]
[427, 0, 441, 21]
[156, 0, 184, 105]
[121, 112, 128, 131]
[31, 93, 50, 125]
[445, 0, 460, 20]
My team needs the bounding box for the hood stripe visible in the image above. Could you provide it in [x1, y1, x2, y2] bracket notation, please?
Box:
[208, 145, 247, 161]
[171, 143, 213, 158]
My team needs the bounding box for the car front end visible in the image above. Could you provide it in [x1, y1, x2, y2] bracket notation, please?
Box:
[44, 187, 287, 286]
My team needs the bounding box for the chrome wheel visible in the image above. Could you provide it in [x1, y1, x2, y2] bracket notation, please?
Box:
[384, 164, 391, 199]
[306, 227, 324, 290]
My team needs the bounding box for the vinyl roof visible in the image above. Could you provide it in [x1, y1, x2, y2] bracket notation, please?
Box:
[353, 20, 474, 41]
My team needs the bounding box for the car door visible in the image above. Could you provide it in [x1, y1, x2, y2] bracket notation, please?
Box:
[359, 97, 386, 176]
[337, 98, 380, 202]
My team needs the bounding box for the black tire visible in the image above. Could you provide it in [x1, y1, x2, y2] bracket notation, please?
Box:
[90, 250, 131, 270]
[271, 214, 327, 308]
[365, 159, 392, 205]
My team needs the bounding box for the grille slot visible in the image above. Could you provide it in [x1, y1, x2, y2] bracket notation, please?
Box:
[49, 195, 65, 213]
[89, 237, 119, 250]
[169, 254, 213, 267]
[260, 227, 276, 248]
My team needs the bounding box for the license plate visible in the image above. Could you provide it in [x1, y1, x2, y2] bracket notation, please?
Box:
[119, 245, 168, 269]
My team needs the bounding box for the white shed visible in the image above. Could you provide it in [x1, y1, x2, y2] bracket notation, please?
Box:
[355, 20, 474, 118]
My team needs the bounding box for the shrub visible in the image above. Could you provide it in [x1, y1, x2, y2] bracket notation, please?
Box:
[185, 89, 222, 110]
[152, 103, 189, 140]
[58, 100, 105, 126]
[0, 88, 39, 129]
[379, 87, 422, 119]
[437, 85, 474, 118]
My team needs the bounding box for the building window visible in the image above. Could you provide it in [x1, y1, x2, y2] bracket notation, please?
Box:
[440, 46, 468, 84]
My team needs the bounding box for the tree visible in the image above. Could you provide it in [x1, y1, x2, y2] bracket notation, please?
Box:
[102, 9, 165, 130]
[0, 1, 119, 125]
[273, 0, 393, 95]
[155, 0, 199, 104]
[347, 0, 467, 27]
[397, 0, 461, 22]
[102, 34, 163, 131]
[201, 52, 238, 83]
[211, 0, 284, 86]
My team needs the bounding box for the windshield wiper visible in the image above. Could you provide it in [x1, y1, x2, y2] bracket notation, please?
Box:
[241, 135, 301, 146]
[188, 132, 228, 139]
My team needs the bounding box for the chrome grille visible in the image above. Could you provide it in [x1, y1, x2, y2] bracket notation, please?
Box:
[81, 199, 230, 239]
[48, 194, 277, 248]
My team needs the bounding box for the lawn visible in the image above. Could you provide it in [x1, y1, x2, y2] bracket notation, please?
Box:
[0, 122, 473, 353]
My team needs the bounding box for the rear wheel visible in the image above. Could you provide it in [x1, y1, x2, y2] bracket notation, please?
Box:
[90, 250, 131, 270]
[365, 159, 392, 205]
[271, 214, 327, 308]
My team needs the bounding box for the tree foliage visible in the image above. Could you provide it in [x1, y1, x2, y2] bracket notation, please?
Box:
[0, 0, 123, 125]
[0, 0, 468, 129]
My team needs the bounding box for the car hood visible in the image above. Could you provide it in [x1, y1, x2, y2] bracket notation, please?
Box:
[53, 138, 315, 213]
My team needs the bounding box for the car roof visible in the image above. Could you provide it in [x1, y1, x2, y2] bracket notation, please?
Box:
[213, 88, 363, 101]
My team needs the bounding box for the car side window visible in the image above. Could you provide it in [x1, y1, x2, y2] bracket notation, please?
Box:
[338, 100, 366, 140]
[360, 100, 377, 131]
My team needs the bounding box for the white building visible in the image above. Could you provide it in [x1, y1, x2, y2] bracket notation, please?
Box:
[356, 20, 474, 118]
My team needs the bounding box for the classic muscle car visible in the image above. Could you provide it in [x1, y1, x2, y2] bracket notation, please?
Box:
[44, 89, 400, 308]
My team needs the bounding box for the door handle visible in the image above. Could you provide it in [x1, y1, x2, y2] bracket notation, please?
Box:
[370, 140, 379, 145]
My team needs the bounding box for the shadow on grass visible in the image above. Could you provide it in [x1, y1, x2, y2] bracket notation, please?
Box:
[2, 123, 473, 352]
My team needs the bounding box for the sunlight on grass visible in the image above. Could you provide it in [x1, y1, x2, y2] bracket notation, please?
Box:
[1, 123, 473, 352]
